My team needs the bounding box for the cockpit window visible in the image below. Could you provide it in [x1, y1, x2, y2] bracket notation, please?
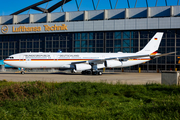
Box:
[9, 57, 14, 59]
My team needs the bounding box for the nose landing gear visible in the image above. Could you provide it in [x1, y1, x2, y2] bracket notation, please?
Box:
[21, 71, 25, 75]
[20, 68, 25, 75]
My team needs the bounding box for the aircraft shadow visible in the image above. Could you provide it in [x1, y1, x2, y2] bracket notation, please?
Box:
[0, 72, 121, 75]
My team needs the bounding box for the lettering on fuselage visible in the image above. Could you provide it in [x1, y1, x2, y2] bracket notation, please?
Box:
[24, 54, 80, 58]
[57, 55, 79, 58]
[25, 55, 51, 58]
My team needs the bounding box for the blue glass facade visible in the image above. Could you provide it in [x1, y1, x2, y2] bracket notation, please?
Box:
[0, 30, 179, 71]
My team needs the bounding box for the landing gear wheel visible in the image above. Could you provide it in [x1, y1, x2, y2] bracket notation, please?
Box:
[92, 71, 98, 75]
[98, 71, 102, 75]
[81, 71, 85, 75]
[21, 71, 25, 75]
[87, 71, 92, 75]
[82, 71, 88, 75]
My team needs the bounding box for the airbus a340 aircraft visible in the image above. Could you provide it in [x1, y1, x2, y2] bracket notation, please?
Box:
[4, 32, 175, 75]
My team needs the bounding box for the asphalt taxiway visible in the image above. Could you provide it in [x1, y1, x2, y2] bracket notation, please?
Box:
[0, 72, 161, 85]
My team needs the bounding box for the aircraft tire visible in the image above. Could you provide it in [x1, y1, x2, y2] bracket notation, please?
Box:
[87, 71, 92, 75]
[21, 71, 25, 75]
[81, 71, 85, 75]
[82, 71, 88, 75]
[98, 71, 102, 75]
[92, 71, 98, 75]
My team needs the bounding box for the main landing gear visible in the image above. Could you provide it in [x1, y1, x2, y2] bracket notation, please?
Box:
[81, 70, 102, 75]
[81, 63, 103, 75]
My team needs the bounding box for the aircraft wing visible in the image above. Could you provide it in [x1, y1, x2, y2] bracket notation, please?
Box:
[88, 54, 150, 64]
[71, 54, 150, 65]
[71, 52, 175, 65]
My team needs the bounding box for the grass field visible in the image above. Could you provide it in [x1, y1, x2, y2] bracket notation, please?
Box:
[0, 80, 180, 119]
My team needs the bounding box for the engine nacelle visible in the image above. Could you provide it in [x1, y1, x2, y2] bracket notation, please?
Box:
[75, 64, 91, 71]
[105, 60, 122, 68]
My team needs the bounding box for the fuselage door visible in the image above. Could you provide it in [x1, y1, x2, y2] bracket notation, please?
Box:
[54, 55, 58, 61]
[19, 55, 25, 62]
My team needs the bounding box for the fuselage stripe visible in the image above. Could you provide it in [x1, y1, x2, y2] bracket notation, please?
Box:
[5, 58, 151, 62]
[4, 59, 94, 62]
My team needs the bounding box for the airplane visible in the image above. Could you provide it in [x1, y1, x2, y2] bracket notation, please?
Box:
[4, 32, 175, 75]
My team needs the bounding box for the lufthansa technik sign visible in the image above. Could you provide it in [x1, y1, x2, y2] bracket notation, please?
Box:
[1, 24, 68, 34]
[1, 25, 9, 34]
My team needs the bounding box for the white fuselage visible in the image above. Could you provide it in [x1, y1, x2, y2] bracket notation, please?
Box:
[4, 52, 150, 69]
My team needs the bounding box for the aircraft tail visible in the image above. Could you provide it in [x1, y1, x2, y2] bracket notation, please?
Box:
[137, 32, 164, 54]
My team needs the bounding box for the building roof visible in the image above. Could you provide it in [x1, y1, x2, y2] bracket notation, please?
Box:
[8, 0, 179, 15]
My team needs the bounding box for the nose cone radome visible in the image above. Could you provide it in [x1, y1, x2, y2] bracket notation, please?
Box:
[4, 59, 12, 66]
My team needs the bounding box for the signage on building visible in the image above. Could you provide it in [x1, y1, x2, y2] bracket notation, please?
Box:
[44, 24, 68, 31]
[1, 25, 8, 34]
[1, 24, 68, 34]
[12, 26, 41, 32]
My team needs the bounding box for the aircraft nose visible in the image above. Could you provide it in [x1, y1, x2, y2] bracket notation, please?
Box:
[4, 60, 8, 64]
[4, 59, 11, 64]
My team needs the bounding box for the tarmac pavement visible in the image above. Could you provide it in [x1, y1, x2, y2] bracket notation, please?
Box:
[0, 72, 161, 85]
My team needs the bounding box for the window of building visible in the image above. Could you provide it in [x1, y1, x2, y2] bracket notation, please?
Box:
[60, 41, 66, 48]
[114, 48, 121, 52]
[27, 42, 32, 48]
[89, 33, 95, 40]
[81, 48, 87, 52]
[123, 40, 130, 47]
[96, 48, 103, 52]
[167, 39, 175, 46]
[74, 33, 80, 40]
[115, 32, 121, 39]
[114, 40, 121, 47]
[3, 43, 8, 49]
[34, 42, 39, 48]
[81, 40, 87, 48]
[96, 40, 103, 47]
[3, 50, 8, 56]
[122, 48, 130, 53]
[106, 40, 113, 47]
[123, 32, 130, 39]
[0, 43, 2, 48]
[89, 40, 95, 47]
[74, 48, 80, 52]
[46, 41, 52, 48]
[74, 41, 80, 48]
[106, 48, 113, 52]
[89, 48, 95, 52]
[97, 32, 103, 39]
[106, 32, 113, 39]
[53, 41, 59, 48]
[81, 33, 88, 40]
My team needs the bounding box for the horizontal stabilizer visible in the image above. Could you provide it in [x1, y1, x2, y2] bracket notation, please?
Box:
[151, 52, 176, 59]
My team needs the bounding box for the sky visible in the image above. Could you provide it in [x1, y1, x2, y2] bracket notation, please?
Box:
[0, 0, 179, 16]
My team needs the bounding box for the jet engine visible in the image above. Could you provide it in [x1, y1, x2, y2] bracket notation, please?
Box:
[105, 60, 122, 68]
[75, 64, 91, 71]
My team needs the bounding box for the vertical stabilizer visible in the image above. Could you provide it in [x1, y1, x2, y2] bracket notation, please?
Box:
[137, 32, 163, 54]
